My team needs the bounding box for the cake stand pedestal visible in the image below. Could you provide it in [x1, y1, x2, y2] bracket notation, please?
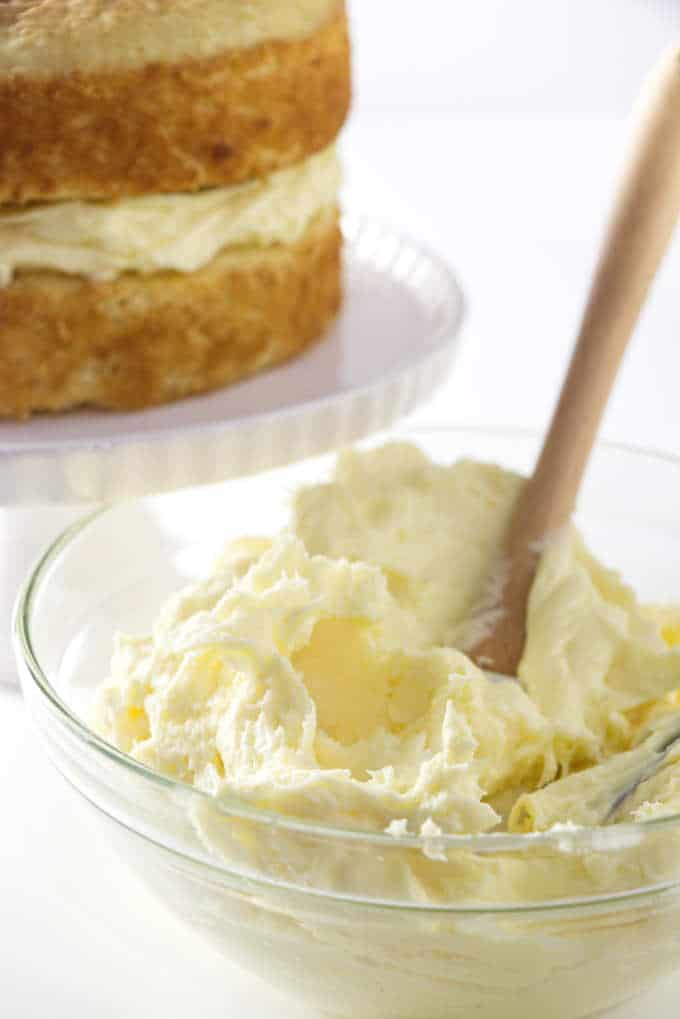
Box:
[0, 217, 464, 683]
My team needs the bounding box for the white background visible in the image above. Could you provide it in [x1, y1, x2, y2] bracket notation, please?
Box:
[3, 3, 680, 1016]
[345, 0, 680, 451]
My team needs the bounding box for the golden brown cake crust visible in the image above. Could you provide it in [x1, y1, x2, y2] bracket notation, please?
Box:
[0, 209, 342, 418]
[0, 7, 350, 203]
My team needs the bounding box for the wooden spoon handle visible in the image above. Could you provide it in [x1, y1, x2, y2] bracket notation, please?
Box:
[472, 46, 680, 676]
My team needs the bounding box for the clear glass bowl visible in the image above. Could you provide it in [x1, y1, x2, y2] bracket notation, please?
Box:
[14, 427, 680, 1019]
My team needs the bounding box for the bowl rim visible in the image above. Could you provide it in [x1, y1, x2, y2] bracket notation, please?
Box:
[13, 424, 680, 905]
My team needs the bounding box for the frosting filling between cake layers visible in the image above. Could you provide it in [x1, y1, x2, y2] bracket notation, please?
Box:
[0, 146, 341, 285]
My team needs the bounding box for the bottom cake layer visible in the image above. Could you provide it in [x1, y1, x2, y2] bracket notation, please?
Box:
[0, 207, 341, 418]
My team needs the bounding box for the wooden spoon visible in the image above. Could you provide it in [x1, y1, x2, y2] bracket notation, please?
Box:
[470, 45, 680, 678]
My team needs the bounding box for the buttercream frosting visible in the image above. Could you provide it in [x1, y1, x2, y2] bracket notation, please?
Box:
[0, 146, 340, 285]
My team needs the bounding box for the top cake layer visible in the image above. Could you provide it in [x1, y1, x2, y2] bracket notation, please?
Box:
[0, 0, 339, 74]
[0, 0, 350, 203]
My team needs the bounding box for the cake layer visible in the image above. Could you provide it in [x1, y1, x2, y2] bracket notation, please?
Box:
[0, 5, 350, 203]
[0, 208, 341, 418]
[0, 0, 340, 74]
[0, 147, 340, 283]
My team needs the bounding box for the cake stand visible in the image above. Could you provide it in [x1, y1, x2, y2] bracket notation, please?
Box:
[0, 216, 465, 680]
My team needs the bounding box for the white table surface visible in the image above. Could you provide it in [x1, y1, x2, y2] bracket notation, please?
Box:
[3, 111, 680, 1016]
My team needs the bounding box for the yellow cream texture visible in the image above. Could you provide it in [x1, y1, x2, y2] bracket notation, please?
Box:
[0, 146, 339, 285]
[0, 0, 340, 75]
[95, 443, 680, 840]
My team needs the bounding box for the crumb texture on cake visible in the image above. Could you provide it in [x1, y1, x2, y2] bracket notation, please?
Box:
[0, 0, 341, 73]
[0, 5, 350, 203]
[0, 208, 342, 418]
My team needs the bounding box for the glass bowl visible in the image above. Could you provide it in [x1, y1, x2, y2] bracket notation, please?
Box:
[14, 427, 680, 1019]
